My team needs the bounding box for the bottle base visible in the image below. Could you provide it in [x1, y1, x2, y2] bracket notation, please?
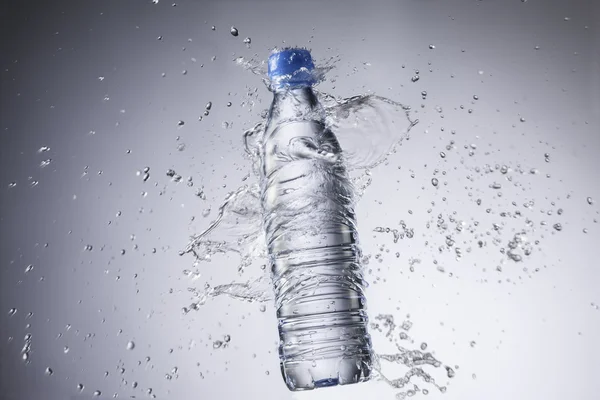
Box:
[280, 355, 372, 391]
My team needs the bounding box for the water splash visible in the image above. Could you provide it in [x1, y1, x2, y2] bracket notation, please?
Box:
[181, 90, 415, 308]
[369, 314, 449, 399]
[179, 53, 446, 396]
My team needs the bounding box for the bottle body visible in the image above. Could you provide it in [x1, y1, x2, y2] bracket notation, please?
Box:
[260, 86, 372, 390]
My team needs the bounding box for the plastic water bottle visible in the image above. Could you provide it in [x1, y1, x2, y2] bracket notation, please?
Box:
[261, 48, 373, 391]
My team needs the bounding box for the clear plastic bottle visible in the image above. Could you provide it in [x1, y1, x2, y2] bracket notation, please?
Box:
[260, 48, 372, 391]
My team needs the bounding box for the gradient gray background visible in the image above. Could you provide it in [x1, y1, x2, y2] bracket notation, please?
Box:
[1, 0, 599, 399]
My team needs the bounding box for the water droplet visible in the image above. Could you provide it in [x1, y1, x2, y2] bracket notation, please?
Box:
[177, 120, 184, 126]
[500, 165, 508, 174]
[431, 178, 439, 187]
[411, 75, 420, 82]
[534, 45, 540, 50]
[8, 308, 17, 317]
[45, 367, 53, 376]
[490, 182, 502, 189]
[473, 95, 479, 100]
[77, 384, 84, 391]
[470, 340, 476, 347]
[93, 390, 101, 397]
[226, 101, 232, 107]
[587, 197, 594, 205]
[63, 346, 69, 354]
[205, 102, 212, 110]
[520, 117, 526, 122]
[259, 304, 266, 312]
[230, 26, 239, 36]
[213, 340, 223, 349]
[420, 342, 428, 350]
[439, 152, 446, 158]
[553, 223, 562, 231]
[127, 341, 135, 350]
[243, 37, 251, 45]
[428, 44, 436, 49]
[445, 366, 455, 378]
[84, 244, 93, 251]
[211, 25, 216, 30]
[223, 335, 231, 343]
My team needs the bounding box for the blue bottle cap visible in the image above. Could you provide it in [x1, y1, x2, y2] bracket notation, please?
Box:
[268, 48, 315, 88]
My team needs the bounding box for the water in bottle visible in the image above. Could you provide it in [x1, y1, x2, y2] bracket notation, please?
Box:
[261, 48, 373, 391]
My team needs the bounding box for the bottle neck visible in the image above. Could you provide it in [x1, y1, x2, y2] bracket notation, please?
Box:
[270, 86, 322, 122]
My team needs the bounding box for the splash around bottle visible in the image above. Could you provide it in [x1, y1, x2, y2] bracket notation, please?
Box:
[262, 47, 373, 391]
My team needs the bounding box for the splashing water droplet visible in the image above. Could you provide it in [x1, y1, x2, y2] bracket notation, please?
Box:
[77, 383, 84, 391]
[212, 340, 223, 349]
[8, 308, 17, 317]
[243, 37, 251, 45]
[428, 44, 436, 49]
